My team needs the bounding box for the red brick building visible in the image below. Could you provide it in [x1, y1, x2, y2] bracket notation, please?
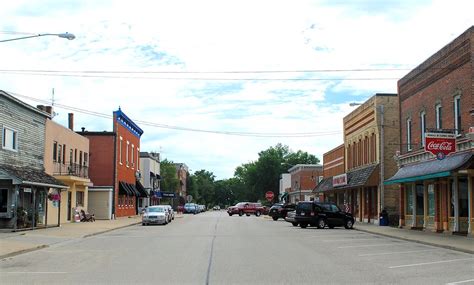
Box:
[287, 164, 323, 203]
[81, 108, 147, 218]
[386, 26, 473, 236]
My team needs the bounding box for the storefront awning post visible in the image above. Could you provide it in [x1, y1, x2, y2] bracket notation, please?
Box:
[13, 185, 19, 231]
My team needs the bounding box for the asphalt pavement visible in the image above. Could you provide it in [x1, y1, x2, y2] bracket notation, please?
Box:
[0, 212, 473, 285]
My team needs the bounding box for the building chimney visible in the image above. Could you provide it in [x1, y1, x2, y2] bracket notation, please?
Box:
[45, 106, 53, 115]
[81, 127, 85, 132]
[68, 113, 74, 131]
[37, 105, 45, 112]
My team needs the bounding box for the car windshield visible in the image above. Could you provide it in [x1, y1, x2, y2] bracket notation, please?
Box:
[147, 207, 164, 213]
[297, 203, 312, 211]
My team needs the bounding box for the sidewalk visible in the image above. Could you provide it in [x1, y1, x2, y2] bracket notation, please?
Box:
[354, 222, 474, 254]
[0, 216, 142, 259]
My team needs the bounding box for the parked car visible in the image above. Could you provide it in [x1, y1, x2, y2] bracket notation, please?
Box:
[155, 205, 173, 223]
[227, 202, 265, 217]
[295, 201, 354, 229]
[268, 203, 296, 221]
[284, 210, 298, 227]
[164, 205, 175, 220]
[142, 206, 168, 225]
[213, 205, 221, 210]
[184, 203, 198, 214]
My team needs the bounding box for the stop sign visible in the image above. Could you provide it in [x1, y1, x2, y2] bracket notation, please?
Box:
[265, 191, 274, 201]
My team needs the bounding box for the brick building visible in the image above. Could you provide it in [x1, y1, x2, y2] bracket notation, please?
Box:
[81, 108, 147, 218]
[386, 26, 473, 236]
[287, 164, 323, 203]
[316, 94, 400, 224]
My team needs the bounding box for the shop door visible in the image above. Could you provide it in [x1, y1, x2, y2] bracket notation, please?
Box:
[67, 192, 72, 221]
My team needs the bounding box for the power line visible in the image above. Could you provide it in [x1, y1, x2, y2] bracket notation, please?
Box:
[0, 71, 398, 81]
[9, 91, 342, 138]
[0, 66, 466, 74]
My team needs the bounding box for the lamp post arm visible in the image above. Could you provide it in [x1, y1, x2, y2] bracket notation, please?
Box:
[0, 33, 75, 43]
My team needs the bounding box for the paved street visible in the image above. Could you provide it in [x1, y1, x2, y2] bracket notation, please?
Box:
[1, 211, 473, 285]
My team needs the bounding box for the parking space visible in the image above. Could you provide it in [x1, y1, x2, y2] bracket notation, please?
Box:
[265, 217, 474, 284]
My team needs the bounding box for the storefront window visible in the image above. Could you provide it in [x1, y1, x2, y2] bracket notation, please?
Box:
[406, 184, 413, 214]
[459, 177, 468, 217]
[416, 184, 424, 216]
[428, 184, 435, 216]
[0, 189, 8, 213]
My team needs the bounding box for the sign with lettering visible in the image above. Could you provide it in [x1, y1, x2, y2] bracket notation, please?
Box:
[333, 174, 348, 187]
[425, 132, 456, 157]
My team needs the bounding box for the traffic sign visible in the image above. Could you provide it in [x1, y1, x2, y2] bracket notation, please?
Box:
[265, 191, 274, 201]
[186, 195, 193, 203]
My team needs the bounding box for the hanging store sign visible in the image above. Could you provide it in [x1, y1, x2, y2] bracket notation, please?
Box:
[333, 174, 348, 187]
[425, 132, 456, 158]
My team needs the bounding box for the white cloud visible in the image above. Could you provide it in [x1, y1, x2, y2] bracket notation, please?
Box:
[1, 0, 472, 178]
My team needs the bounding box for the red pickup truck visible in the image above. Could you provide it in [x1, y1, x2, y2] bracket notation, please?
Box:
[227, 202, 266, 217]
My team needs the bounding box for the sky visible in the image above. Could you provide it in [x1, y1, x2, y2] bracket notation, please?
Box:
[0, 0, 472, 179]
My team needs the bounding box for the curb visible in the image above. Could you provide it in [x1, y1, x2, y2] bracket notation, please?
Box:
[354, 227, 474, 255]
[0, 244, 49, 260]
[83, 222, 141, 238]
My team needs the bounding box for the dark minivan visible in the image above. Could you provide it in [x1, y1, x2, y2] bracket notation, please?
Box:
[295, 201, 354, 229]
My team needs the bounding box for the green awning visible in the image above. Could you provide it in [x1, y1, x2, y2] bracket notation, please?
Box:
[384, 171, 451, 185]
[384, 152, 472, 185]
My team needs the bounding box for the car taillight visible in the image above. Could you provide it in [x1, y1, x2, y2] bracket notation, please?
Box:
[310, 212, 315, 216]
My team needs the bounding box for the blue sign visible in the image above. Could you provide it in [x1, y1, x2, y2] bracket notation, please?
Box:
[436, 152, 446, 160]
[153, 191, 176, 198]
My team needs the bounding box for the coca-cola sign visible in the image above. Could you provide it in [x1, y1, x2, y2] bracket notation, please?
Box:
[425, 132, 456, 157]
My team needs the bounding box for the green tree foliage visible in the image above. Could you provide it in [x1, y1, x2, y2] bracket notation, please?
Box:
[176, 144, 319, 208]
[191, 170, 216, 207]
[160, 159, 180, 193]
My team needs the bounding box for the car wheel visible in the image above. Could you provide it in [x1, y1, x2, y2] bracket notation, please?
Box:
[272, 216, 278, 221]
[292, 222, 298, 227]
[344, 219, 354, 229]
[256, 211, 261, 217]
[142, 223, 146, 226]
[228, 213, 233, 216]
[316, 218, 326, 229]
[300, 223, 308, 228]
[239, 210, 244, 216]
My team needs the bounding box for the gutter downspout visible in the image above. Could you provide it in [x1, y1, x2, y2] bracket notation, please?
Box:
[112, 133, 117, 219]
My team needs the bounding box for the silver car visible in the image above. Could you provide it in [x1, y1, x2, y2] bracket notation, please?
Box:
[165, 205, 175, 221]
[142, 206, 168, 225]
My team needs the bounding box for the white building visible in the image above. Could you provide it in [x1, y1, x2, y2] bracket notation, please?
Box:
[139, 152, 161, 210]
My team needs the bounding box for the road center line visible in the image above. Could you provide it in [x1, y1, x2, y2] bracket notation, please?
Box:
[0, 271, 69, 274]
[338, 243, 397, 248]
[359, 249, 435, 256]
[446, 279, 474, 285]
[205, 215, 219, 285]
[389, 258, 474, 269]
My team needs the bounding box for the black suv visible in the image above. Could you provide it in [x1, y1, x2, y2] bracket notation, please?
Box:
[268, 203, 296, 221]
[295, 201, 354, 229]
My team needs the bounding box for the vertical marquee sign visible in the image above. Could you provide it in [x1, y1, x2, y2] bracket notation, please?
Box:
[424, 132, 456, 160]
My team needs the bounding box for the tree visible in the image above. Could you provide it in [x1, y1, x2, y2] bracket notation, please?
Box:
[160, 159, 180, 194]
[234, 144, 320, 202]
[192, 170, 216, 207]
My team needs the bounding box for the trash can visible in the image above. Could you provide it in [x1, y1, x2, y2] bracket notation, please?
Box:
[379, 209, 389, 226]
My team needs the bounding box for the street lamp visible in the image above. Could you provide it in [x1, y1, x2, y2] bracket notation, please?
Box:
[0, 32, 76, 43]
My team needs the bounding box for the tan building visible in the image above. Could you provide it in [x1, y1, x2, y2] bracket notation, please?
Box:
[343, 93, 400, 224]
[313, 94, 401, 224]
[43, 112, 90, 224]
